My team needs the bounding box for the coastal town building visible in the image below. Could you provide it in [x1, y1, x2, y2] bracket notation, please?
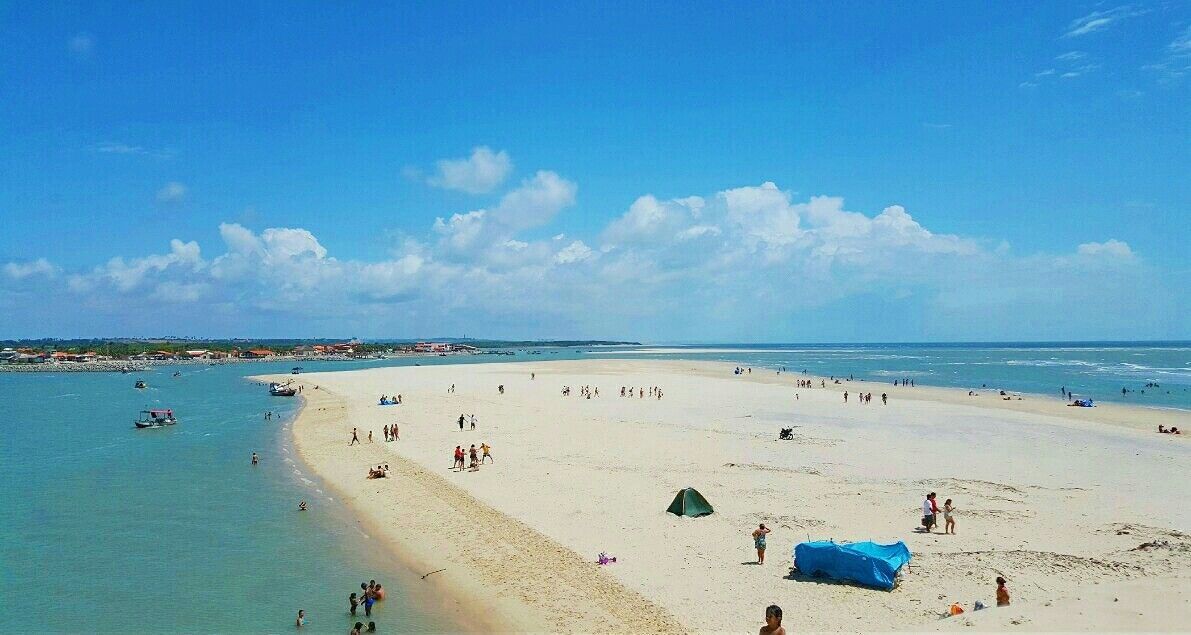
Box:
[238, 345, 275, 357]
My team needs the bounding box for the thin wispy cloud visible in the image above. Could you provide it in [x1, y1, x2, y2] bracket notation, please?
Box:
[92, 142, 176, 159]
[68, 33, 94, 57]
[156, 181, 188, 204]
[922, 122, 952, 129]
[1056, 51, 1086, 61]
[1064, 5, 1147, 38]
[1145, 25, 1191, 80]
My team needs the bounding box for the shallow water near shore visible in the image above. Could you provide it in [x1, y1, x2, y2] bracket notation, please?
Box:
[0, 357, 548, 633]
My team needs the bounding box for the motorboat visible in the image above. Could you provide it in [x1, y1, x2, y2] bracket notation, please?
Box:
[269, 382, 298, 396]
[291, 367, 303, 375]
[134, 409, 177, 429]
[134, 379, 147, 389]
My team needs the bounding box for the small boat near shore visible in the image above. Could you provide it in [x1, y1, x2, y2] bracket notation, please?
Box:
[269, 382, 298, 396]
[134, 409, 177, 429]
[134, 379, 147, 389]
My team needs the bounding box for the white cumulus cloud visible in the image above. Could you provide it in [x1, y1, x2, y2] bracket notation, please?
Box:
[427, 147, 513, 194]
[3, 258, 58, 279]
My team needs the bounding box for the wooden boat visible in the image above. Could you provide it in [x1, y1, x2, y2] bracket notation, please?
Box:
[134, 409, 177, 429]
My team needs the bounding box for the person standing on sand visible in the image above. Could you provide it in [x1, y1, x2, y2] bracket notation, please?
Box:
[759, 605, 785, 635]
[350, 428, 360, 446]
[922, 493, 936, 532]
[481, 442, 492, 463]
[996, 576, 1010, 606]
[752, 523, 771, 564]
[367, 430, 373, 443]
[844, 391, 848, 403]
[469, 444, 479, 470]
[470, 414, 476, 430]
[458, 414, 465, 431]
[453, 445, 464, 471]
[944, 499, 957, 534]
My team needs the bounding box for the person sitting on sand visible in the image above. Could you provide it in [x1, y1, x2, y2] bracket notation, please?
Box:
[944, 498, 957, 534]
[996, 576, 1010, 606]
[752, 523, 771, 564]
[759, 605, 785, 635]
[1172, 427, 1181, 435]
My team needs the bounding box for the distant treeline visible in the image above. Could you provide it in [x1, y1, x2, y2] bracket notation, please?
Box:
[0, 338, 640, 356]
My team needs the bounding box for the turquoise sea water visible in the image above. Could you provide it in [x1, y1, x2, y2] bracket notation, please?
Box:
[1, 343, 1186, 634]
[607, 341, 1191, 411]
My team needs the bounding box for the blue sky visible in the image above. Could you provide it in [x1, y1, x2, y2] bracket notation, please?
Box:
[1, 2, 1187, 341]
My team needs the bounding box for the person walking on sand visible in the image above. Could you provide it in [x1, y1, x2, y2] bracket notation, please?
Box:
[481, 442, 492, 463]
[752, 523, 771, 564]
[996, 576, 1010, 606]
[944, 498, 957, 534]
[349, 428, 360, 446]
[458, 414, 465, 431]
[922, 493, 936, 532]
[759, 605, 785, 635]
[453, 445, 464, 471]
[469, 414, 476, 430]
[367, 430, 373, 443]
[392, 423, 399, 440]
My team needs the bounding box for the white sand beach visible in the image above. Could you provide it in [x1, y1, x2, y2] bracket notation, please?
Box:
[263, 360, 1191, 632]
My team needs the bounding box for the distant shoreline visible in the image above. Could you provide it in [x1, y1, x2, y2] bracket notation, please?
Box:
[0, 351, 480, 373]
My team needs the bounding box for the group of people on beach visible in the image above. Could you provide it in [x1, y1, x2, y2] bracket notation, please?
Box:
[367, 464, 390, 479]
[562, 385, 599, 398]
[842, 391, 886, 405]
[619, 385, 663, 399]
[893, 378, 915, 387]
[457, 413, 477, 430]
[378, 394, 401, 405]
[920, 492, 957, 534]
[1157, 425, 1181, 434]
[453, 443, 491, 471]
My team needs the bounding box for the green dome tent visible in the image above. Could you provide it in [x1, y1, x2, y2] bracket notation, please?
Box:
[666, 487, 714, 517]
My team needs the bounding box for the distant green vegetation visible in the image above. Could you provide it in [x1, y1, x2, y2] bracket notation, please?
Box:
[0, 338, 640, 358]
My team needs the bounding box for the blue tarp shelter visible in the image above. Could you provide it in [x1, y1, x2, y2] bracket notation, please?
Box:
[793, 540, 911, 590]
